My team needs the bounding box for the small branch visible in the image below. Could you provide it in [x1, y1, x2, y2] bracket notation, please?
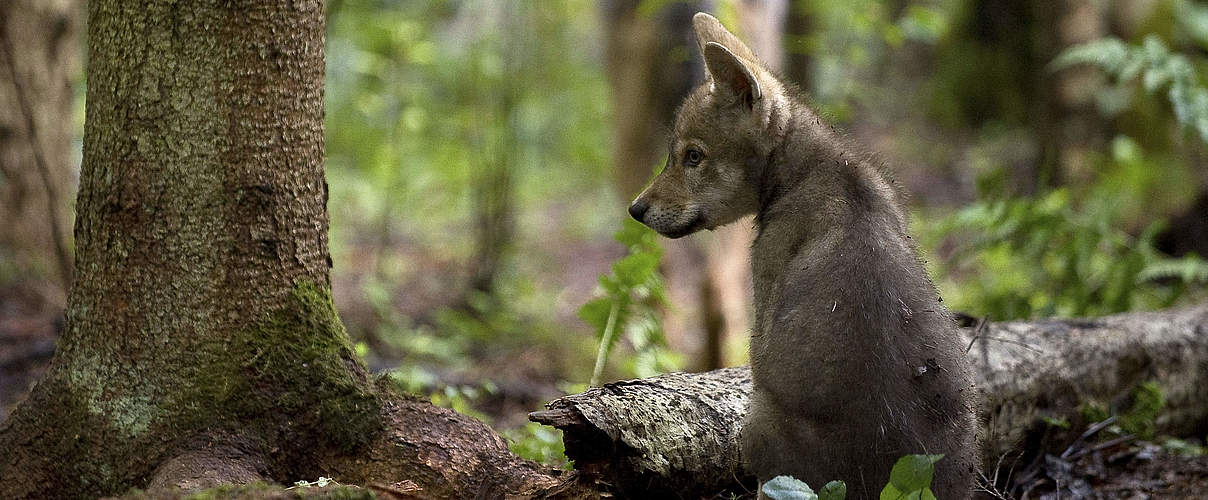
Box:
[1064, 434, 1135, 461]
[1060, 415, 1117, 459]
[0, 24, 73, 291]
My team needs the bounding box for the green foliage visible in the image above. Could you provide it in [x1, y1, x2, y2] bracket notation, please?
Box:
[761, 476, 819, 500]
[1053, 34, 1208, 142]
[758, 455, 940, 500]
[782, 0, 954, 120]
[384, 367, 572, 466]
[1161, 437, 1208, 457]
[929, 183, 1206, 319]
[1081, 402, 1112, 425]
[581, 219, 677, 386]
[1119, 381, 1166, 439]
[325, 0, 619, 407]
[880, 454, 943, 500]
[1080, 381, 1166, 439]
[502, 422, 569, 467]
[818, 480, 848, 500]
[760, 477, 846, 500]
[326, 0, 613, 252]
[427, 383, 494, 422]
[1139, 254, 1208, 283]
[1042, 416, 1072, 429]
[888, 5, 952, 46]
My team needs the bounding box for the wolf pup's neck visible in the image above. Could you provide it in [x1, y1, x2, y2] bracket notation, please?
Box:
[752, 101, 905, 237]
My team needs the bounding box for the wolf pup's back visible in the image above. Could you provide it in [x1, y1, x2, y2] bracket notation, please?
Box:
[627, 13, 977, 499]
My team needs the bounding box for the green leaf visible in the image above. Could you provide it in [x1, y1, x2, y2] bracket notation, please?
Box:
[819, 480, 848, 500]
[615, 217, 658, 249]
[1041, 416, 1072, 429]
[879, 486, 937, 500]
[1050, 38, 1130, 72]
[577, 297, 614, 332]
[762, 475, 819, 500]
[887, 454, 944, 493]
[612, 251, 660, 288]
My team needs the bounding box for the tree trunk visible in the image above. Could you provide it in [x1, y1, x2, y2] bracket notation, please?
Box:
[532, 304, 1208, 498]
[0, 0, 80, 296]
[0, 2, 565, 498]
[783, 0, 814, 89]
[466, 3, 520, 299]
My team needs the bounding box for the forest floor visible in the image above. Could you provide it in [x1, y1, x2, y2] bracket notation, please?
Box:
[4, 278, 1207, 498]
[994, 441, 1208, 499]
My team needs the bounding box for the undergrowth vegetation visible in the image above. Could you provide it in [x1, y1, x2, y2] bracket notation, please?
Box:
[316, 0, 1208, 471]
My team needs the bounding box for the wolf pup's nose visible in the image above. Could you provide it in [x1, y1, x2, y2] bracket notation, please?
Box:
[628, 200, 649, 222]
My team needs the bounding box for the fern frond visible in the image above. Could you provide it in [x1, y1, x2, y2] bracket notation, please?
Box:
[1055, 35, 1208, 143]
[1050, 38, 1133, 74]
[1139, 255, 1208, 283]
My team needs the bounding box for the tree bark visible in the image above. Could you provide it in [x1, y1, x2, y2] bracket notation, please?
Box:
[0, 2, 566, 498]
[532, 304, 1208, 498]
[0, 0, 80, 296]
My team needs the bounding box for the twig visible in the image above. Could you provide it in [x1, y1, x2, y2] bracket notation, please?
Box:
[979, 335, 1043, 353]
[1060, 415, 1117, 459]
[965, 315, 990, 353]
[965, 317, 1042, 354]
[0, 23, 73, 291]
[1064, 434, 1135, 461]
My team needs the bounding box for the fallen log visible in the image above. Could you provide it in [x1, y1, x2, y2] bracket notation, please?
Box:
[531, 304, 1208, 497]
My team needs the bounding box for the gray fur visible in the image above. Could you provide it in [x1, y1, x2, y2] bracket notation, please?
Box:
[629, 13, 977, 499]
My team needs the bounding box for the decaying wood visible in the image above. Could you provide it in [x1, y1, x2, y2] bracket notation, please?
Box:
[532, 304, 1208, 497]
[532, 368, 754, 496]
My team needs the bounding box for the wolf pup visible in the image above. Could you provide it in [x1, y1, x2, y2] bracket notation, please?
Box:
[628, 13, 977, 499]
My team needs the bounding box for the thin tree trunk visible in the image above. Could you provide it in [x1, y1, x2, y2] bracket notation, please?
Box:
[1037, 0, 1110, 188]
[467, 3, 520, 298]
[0, 2, 566, 498]
[0, 0, 79, 296]
[532, 304, 1208, 498]
[783, 0, 814, 89]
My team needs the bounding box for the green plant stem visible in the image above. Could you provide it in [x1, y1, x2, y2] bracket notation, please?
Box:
[589, 301, 621, 387]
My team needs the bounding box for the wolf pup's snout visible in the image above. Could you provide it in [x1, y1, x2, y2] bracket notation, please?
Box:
[628, 199, 649, 222]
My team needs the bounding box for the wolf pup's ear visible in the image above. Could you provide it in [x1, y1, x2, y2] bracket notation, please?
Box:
[691, 13, 759, 63]
[703, 41, 762, 108]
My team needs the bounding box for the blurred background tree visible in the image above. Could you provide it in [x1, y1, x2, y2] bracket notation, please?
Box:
[0, 0, 80, 420]
[2, 0, 1206, 464]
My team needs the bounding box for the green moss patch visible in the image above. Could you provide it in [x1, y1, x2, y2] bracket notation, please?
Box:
[167, 282, 382, 463]
[223, 282, 383, 452]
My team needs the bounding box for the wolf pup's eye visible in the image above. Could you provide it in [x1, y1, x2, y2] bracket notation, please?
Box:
[684, 149, 703, 167]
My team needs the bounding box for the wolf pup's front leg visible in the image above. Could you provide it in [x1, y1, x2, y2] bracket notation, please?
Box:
[628, 12, 978, 499]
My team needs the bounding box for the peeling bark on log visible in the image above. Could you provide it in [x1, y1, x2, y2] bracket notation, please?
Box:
[532, 304, 1208, 497]
[531, 368, 754, 496]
